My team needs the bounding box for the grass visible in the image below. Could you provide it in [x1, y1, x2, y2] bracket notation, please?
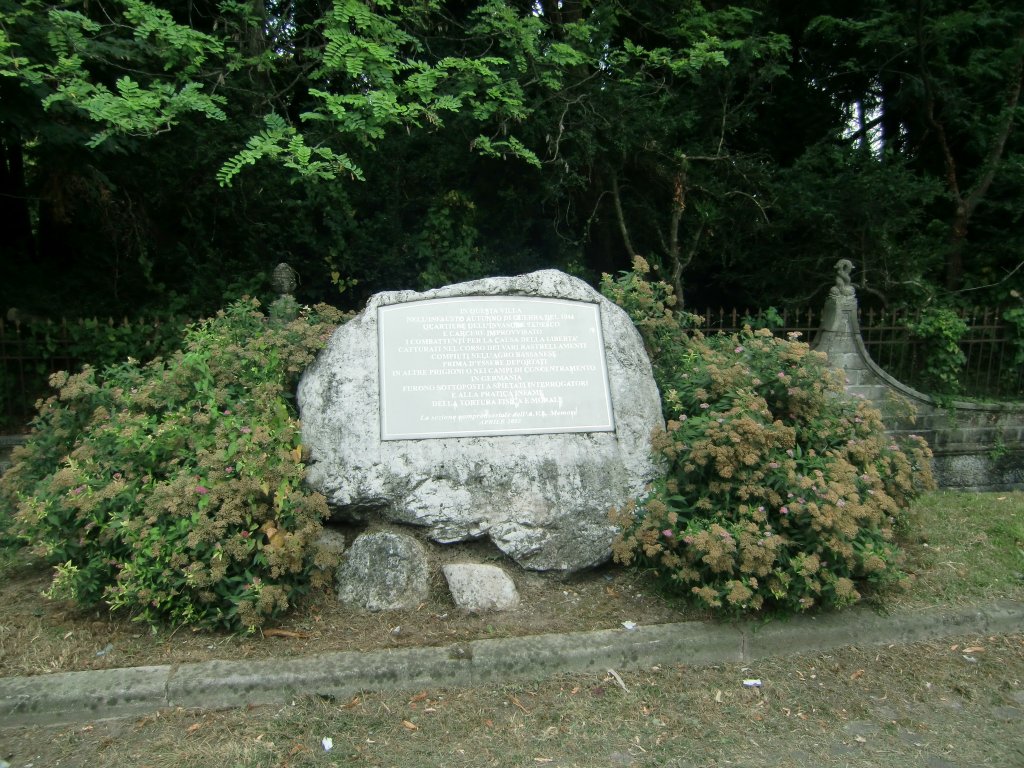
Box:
[889, 490, 1024, 608]
[2, 634, 1022, 767]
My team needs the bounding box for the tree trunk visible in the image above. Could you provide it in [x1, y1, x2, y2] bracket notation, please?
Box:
[946, 203, 968, 290]
[0, 134, 35, 262]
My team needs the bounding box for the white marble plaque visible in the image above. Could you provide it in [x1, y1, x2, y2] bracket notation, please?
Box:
[378, 296, 615, 439]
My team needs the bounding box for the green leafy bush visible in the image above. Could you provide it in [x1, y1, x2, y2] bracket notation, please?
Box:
[906, 307, 968, 396]
[0, 298, 345, 630]
[602, 259, 934, 614]
[1003, 305, 1024, 396]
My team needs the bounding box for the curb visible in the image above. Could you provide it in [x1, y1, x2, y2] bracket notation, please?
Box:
[2, 599, 1022, 729]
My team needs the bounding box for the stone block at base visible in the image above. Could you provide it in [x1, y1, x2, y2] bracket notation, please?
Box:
[443, 563, 520, 612]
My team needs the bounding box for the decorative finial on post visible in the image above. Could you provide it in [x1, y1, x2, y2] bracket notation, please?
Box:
[270, 262, 300, 324]
[829, 259, 856, 299]
[272, 262, 299, 297]
[814, 259, 859, 365]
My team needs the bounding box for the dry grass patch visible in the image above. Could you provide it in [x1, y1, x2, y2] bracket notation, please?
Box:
[0, 534, 705, 678]
[3, 633, 1022, 767]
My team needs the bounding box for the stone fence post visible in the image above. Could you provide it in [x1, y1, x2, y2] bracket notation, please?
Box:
[810, 259, 1024, 491]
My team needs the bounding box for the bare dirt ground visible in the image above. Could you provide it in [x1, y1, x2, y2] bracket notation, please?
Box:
[0, 527, 707, 678]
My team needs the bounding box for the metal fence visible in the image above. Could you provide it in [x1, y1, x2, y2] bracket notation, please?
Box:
[0, 316, 185, 432]
[693, 306, 822, 340]
[1, 306, 1021, 431]
[691, 305, 1022, 400]
[857, 306, 1022, 400]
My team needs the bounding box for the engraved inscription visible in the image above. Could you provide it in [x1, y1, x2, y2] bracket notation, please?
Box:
[378, 296, 614, 439]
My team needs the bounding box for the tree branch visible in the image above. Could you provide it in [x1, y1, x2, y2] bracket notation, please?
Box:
[610, 169, 638, 259]
[965, 35, 1024, 217]
[917, 0, 963, 206]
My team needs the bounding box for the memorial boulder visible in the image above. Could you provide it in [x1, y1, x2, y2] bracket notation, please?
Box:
[298, 269, 663, 572]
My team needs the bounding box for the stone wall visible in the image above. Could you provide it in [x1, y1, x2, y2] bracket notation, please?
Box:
[812, 281, 1024, 492]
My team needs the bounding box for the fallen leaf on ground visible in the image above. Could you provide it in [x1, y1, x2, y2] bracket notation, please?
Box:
[850, 669, 865, 680]
[963, 646, 984, 653]
[409, 691, 429, 704]
[402, 720, 419, 731]
[186, 722, 202, 734]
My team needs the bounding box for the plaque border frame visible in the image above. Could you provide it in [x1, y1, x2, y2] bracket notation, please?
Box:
[377, 295, 615, 440]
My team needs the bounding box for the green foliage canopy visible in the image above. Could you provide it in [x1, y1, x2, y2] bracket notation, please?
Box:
[1, 0, 1021, 319]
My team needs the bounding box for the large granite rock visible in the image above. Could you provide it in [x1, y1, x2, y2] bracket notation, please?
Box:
[298, 269, 663, 572]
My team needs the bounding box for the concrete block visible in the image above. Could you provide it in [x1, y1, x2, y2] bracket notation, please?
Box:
[468, 621, 744, 684]
[837, 352, 866, 370]
[846, 385, 887, 402]
[166, 647, 475, 711]
[0, 665, 171, 727]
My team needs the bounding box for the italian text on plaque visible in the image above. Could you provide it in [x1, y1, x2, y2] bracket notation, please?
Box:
[378, 296, 615, 439]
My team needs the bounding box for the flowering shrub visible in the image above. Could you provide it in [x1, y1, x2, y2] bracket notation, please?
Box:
[603, 259, 934, 614]
[0, 299, 345, 630]
[0, 313, 188, 432]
